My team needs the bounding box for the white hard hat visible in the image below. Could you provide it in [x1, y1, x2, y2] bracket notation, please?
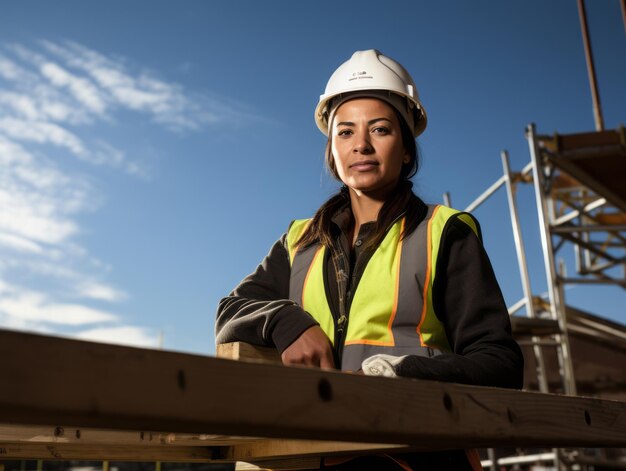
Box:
[315, 49, 427, 137]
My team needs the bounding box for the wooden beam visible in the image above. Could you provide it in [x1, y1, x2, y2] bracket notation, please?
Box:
[0, 440, 406, 465]
[0, 425, 407, 463]
[0, 425, 261, 447]
[1, 330, 626, 453]
[216, 342, 281, 364]
[226, 440, 407, 462]
[0, 442, 413, 468]
[0, 442, 217, 462]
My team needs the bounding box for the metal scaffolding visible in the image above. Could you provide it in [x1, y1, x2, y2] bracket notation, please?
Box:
[452, 123, 626, 470]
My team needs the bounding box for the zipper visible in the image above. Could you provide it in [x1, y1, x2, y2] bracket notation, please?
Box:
[332, 213, 407, 366]
[337, 314, 347, 333]
[335, 313, 348, 362]
[327, 242, 350, 365]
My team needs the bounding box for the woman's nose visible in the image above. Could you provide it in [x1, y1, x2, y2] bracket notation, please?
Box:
[353, 134, 373, 153]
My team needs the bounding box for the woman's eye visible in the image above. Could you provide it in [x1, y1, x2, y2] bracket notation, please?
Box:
[372, 126, 389, 134]
[337, 129, 353, 136]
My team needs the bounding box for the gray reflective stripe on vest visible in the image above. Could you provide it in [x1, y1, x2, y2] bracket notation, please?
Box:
[341, 205, 446, 371]
[287, 204, 461, 372]
[342, 343, 443, 372]
[392, 204, 433, 347]
[289, 242, 319, 311]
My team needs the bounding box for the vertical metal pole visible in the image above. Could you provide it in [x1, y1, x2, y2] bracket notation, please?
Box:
[572, 189, 594, 276]
[527, 124, 578, 396]
[501, 150, 550, 393]
[577, 0, 605, 131]
[574, 194, 584, 275]
[487, 448, 497, 471]
[570, 189, 585, 276]
[443, 191, 452, 207]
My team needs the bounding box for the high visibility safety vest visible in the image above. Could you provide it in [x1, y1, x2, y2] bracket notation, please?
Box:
[286, 204, 479, 372]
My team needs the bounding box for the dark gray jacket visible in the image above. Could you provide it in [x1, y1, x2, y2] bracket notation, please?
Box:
[216, 196, 523, 389]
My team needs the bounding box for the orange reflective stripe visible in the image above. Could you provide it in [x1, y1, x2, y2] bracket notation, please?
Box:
[290, 204, 478, 370]
[417, 206, 479, 350]
[344, 218, 403, 346]
[417, 205, 439, 346]
[386, 218, 405, 346]
[344, 218, 405, 348]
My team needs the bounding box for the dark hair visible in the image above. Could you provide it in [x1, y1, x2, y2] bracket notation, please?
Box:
[296, 105, 422, 252]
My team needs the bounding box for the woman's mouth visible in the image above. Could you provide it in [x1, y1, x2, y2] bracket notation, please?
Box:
[349, 160, 379, 171]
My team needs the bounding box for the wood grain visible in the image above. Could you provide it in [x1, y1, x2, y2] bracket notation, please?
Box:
[2, 330, 625, 454]
[216, 342, 281, 364]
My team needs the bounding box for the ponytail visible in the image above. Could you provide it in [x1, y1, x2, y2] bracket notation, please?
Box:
[295, 180, 425, 253]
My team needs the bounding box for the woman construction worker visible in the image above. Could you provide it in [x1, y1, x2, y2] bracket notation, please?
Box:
[216, 49, 523, 470]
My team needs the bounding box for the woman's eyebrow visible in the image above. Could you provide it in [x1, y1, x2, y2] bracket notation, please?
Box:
[335, 117, 393, 127]
[368, 117, 393, 125]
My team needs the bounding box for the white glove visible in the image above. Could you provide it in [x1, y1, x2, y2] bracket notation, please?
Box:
[361, 354, 408, 378]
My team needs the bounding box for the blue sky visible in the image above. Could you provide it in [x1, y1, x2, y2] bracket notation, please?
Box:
[1, 0, 624, 354]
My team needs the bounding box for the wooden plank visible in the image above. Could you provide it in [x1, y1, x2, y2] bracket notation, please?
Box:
[214, 338, 378, 470]
[0, 437, 409, 465]
[540, 129, 625, 152]
[547, 149, 626, 212]
[216, 342, 281, 364]
[0, 425, 260, 447]
[0, 442, 218, 462]
[235, 463, 272, 471]
[537, 128, 626, 212]
[1, 329, 626, 451]
[510, 317, 560, 337]
[226, 439, 407, 462]
[0, 425, 407, 463]
[557, 129, 623, 150]
[0, 439, 407, 465]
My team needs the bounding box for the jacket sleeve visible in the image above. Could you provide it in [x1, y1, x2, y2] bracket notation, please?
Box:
[215, 232, 319, 353]
[394, 215, 524, 389]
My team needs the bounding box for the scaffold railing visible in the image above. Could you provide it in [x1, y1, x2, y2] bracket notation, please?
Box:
[450, 123, 626, 470]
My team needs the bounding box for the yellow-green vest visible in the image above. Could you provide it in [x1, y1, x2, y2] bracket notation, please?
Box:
[286, 204, 479, 372]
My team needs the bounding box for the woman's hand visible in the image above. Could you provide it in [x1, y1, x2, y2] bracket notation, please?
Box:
[281, 325, 335, 369]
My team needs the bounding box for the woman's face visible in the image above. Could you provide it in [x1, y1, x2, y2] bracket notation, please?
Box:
[330, 98, 409, 198]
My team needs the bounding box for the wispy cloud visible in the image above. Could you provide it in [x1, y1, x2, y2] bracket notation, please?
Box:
[0, 117, 86, 154]
[0, 282, 154, 348]
[75, 281, 128, 303]
[0, 283, 116, 326]
[74, 325, 159, 348]
[0, 136, 86, 247]
[0, 39, 258, 347]
[40, 61, 107, 115]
